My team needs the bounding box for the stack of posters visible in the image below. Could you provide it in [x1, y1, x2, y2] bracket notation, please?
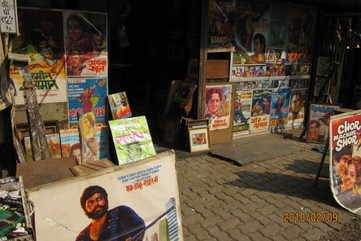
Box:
[108, 92, 132, 119]
[109, 116, 156, 165]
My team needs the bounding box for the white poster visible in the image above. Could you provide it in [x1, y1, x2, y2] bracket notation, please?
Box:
[28, 151, 183, 241]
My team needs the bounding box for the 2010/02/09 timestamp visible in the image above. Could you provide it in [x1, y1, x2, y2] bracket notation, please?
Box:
[283, 212, 339, 223]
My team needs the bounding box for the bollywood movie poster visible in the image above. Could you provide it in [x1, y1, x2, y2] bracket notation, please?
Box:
[108, 92, 132, 120]
[67, 78, 107, 126]
[306, 104, 339, 143]
[330, 110, 361, 214]
[203, 84, 232, 131]
[233, 89, 252, 134]
[79, 112, 98, 164]
[27, 151, 184, 241]
[250, 115, 270, 133]
[10, 9, 67, 105]
[251, 89, 272, 117]
[287, 88, 307, 129]
[109, 116, 156, 165]
[63, 11, 108, 77]
[270, 89, 290, 131]
[60, 128, 81, 163]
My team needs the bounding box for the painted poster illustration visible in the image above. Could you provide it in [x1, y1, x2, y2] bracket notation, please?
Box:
[250, 115, 270, 133]
[109, 116, 156, 165]
[28, 151, 184, 241]
[67, 78, 107, 126]
[10, 9, 66, 105]
[330, 110, 361, 214]
[233, 90, 252, 134]
[306, 104, 339, 143]
[203, 84, 232, 131]
[270, 88, 290, 131]
[60, 128, 81, 163]
[79, 112, 98, 164]
[251, 89, 272, 117]
[288, 88, 307, 129]
[108, 92, 132, 119]
[64, 11, 107, 77]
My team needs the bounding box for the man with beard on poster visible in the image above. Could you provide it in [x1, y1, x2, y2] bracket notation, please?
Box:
[76, 185, 145, 241]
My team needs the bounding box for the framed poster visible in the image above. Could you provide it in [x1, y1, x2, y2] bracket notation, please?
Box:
[187, 119, 209, 153]
[330, 110, 361, 214]
[203, 83, 232, 131]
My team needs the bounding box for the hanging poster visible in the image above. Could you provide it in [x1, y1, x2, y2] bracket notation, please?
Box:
[10, 9, 67, 105]
[203, 84, 232, 131]
[79, 112, 98, 164]
[67, 78, 107, 126]
[251, 89, 272, 117]
[287, 88, 307, 129]
[306, 104, 339, 143]
[250, 115, 270, 133]
[60, 128, 81, 163]
[233, 89, 252, 134]
[270, 88, 290, 131]
[108, 92, 132, 119]
[64, 11, 108, 77]
[109, 116, 156, 165]
[27, 151, 184, 241]
[330, 110, 361, 214]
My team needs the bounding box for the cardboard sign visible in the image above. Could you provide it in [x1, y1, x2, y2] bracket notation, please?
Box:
[28, 151, 184, 241]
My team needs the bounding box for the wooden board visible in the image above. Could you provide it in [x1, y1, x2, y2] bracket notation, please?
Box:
[206, 59, 230, 79]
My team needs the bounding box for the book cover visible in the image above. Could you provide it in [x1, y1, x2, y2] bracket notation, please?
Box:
[60, 128, 81, 163]
[109, 116, 156, 165]
[79, 112, 98, 164]
[108, 92, 132, 119]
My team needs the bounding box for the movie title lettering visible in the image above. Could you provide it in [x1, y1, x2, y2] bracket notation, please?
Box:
[334, 121, 361, 151]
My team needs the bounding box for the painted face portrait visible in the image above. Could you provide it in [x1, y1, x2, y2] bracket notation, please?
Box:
[207, 93, 221, 115]
[84, 192, 108, 219]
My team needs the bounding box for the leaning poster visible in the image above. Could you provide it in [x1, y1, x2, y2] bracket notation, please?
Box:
[330, 110, 361, 214]
[28, 151, 184, 241]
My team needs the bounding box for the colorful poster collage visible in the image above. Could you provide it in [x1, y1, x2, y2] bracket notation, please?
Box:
[10, 8, 108, 127]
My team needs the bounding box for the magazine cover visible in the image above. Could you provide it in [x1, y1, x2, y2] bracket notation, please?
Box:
[28, 151, 184, 241]
[79, 112, 98, 164]
[270, 88, 290, 131]
[64, 11, 108, 77]
[108, 92, 132, 119]
[67, 78, 107, 126]
[287, 88, 307, 129]
[251, 89, 272, 117]
[10, 9, 67, 105]
[233, 90, 252, 134]
[203, 84, 232, 131]
[60, 128, 81, 163]
[329, 110, 361, 214]
[109, 116, 156, 165]
[306, 104, 339, 143]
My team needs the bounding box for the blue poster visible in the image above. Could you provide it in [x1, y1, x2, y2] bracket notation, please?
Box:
[270, 88, 290, 128]
[67, 78, 108, 126]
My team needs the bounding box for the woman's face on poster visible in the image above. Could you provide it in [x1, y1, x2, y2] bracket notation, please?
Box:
[207, 93, 221, 114]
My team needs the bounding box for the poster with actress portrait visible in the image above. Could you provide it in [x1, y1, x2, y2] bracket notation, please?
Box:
[203, 84, 232, 131]
[330, 110, 361, 214]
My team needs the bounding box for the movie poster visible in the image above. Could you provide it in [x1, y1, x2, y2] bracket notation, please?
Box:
[64, 11, 108, 77]
[233, 89, 252, 134]
[270, 88, 290, 131]
[287, 88, 307, 128]
[251, 89, 272, 117]
[330, 110, 361, 214]
[10, 9, 67, 105]
[109, 116, 156, 165]
[67, 78, 107, 126]
[28, 151, 184, 241]
[60, 128, 81, 163]
[306, 104, 339, 143]
[250, 115, 270, 133]
[79, 112, 98, 164]
[203, 84, 232, 131]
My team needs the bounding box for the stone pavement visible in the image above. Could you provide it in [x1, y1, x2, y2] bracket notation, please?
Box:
[175, 134, 357, 241]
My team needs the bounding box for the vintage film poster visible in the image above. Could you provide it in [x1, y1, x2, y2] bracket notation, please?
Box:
[108, 92, 132, 119]
[60, 128, 81, 163]
[109, 116, 156, 165]
[67, 78, 107, 126]
[251, 89, 272, 117]
[79, 112, 98, 164]
[28, 151, 184, 241]
[287, 88, 307, 129]
[270, 88, 290, 130]
[203, 84, 232, 131]
[250, 115, 270, 133]
[188, 128, 209, 152]
[23, 134, 61, 161]
[10, 9, 67, 105]
[306, 104, 339, 143]
[64, 11, 108, 77]
[329, 110, 361, 214]
[233, 89, 252, 134]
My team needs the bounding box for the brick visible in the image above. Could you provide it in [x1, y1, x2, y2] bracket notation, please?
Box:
[248, 232, 272, 241]
[219, 218, 241, 231]
[238, 220, 263, 233]
[227, 229, 251, 241]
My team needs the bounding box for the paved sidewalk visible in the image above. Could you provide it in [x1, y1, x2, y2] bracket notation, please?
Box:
[176, 135, 357, 241]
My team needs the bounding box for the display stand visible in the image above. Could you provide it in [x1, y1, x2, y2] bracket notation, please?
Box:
[313, 140, 329, 187]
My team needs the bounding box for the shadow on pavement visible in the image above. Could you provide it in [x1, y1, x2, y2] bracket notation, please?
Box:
[286, 159, 329, 177]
